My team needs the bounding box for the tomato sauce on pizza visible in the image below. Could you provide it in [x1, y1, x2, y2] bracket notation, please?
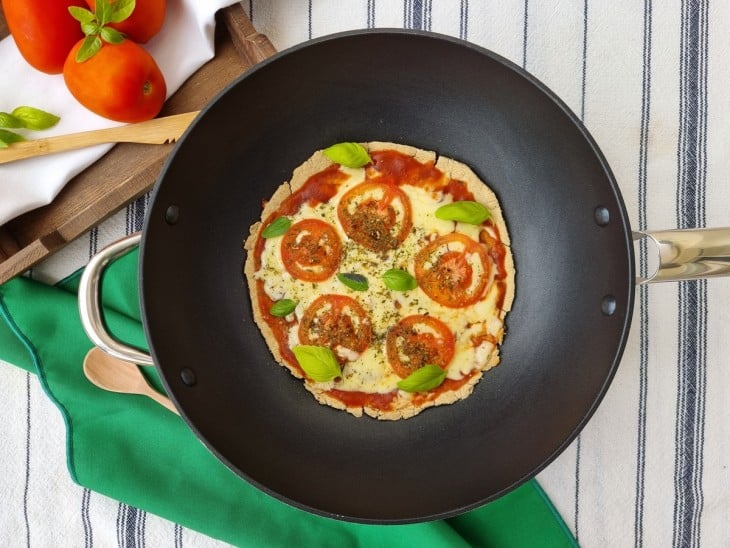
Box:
[244, 142, 514, 420]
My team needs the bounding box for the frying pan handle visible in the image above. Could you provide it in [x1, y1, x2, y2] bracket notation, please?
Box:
[78, 232, 155, 366]
[633, 228, 730, 284]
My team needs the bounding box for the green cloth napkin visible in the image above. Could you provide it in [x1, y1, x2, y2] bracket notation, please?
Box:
[0, 249, 577, 547]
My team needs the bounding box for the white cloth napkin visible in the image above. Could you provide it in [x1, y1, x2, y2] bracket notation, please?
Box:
[0, 0, 237, 225]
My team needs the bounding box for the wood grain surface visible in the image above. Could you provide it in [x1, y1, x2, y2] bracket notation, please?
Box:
[0, 4, 275, 283]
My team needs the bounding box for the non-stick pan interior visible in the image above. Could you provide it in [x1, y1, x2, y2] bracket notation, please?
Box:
[140, 30, 634, 523]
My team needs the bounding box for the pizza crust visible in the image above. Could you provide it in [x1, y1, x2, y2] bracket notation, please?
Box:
[244, 142, 515, 420]
[244, 175, 299, 377]
[304, 348, 501, 420]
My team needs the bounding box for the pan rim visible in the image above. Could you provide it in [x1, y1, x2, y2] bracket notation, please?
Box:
[139, 28, 636, 524]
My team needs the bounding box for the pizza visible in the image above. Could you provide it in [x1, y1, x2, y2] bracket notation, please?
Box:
[244, 142, 515, 420]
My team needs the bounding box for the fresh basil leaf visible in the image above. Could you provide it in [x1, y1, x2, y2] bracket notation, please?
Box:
[0, 112, 24, 129]
[337, 272, 369, 291]
[435, 201, 491, 225]
[0, 129, 26, 147]
[382, 269, 417, 291]
[96, 0, 113, 25]
[292, 345, 342, 382]
[261, 216, 291, 238]
[323, 142, 372, 168]
[397, 364, 447, 393]
[269, 299, 297, 317]
[81, 21, 101, 36]
[100, 26, 125, 44]
[110, 0, 135, 23]
[76, 35, 102, 63]
[11, 107, 60, 131]
[68, 5, 96, 24]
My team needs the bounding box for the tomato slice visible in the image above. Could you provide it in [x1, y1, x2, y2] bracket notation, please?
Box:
[414, 233, 492, 307]
[299, 295, 373, 359]
[386, 315, 455, 378]
[280, 219, 342, 281]
[337, 181, 413, 252]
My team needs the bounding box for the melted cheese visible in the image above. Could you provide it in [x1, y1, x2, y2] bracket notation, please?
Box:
[254, 165, 505, 394]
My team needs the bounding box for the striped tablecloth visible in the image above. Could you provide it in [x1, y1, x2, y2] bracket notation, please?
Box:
[2, 1, 729, 546]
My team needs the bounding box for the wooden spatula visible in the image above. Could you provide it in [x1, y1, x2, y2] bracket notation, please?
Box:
[83, 347, 179, 415]
[0, 110, 199, 165]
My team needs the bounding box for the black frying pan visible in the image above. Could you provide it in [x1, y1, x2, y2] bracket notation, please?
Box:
[137, 30, 633, 523]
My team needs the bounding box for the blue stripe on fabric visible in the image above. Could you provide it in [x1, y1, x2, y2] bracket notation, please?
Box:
[405, 0, 431, 32]
[459, 0, 469, 40]
[634, 2, 653, 547]
[174, 524, 183, 548]
[82, 488, 93, 548]
[117, 503, 143, 548]
[673, 1, 708, 547]
[89, 227, 98, 257]
[126, 195, 147, 235]
[413, 0, 423, 30]
[522, 0, 529, 68]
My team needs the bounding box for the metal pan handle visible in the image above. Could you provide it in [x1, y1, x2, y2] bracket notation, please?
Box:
[78, 232, 154, 366]
[634, 228, 730, 284]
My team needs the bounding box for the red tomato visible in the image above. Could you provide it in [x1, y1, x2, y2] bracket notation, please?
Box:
[2, 0, 86, 74]
[63, 39, 166, 123]
[337, 181, 413, 252]
[85, 0, 166, 43]
[386, 315, 455, 378]
[414, 233, 491, 308]
[299, 295, 373, 358]
[280, 219, 342, 282]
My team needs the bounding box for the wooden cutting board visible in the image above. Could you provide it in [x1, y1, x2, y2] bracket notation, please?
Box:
[0, 4, 276, 283]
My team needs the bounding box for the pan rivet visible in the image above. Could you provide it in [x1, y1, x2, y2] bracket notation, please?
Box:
[180, 368, 197, 386]
[594, 206, 610, 226]
[601, 295, 617, 316]
[165, 205, 180, 225]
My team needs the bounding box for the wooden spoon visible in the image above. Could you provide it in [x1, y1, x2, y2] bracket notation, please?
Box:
[83, 347, 179, 415]
[0, 111, 199, 165]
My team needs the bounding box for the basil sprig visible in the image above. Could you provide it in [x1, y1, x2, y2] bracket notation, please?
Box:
[382, 269, 417, 291]
[337, 272, 369, 291]
[323, 142, 372, 168]
[269, 299, 297, 317]
[69, 0, 136, 62]
[8, 106, 61, 130]
[292, 345, 342, 382]
[397, 365, 447, 392]
[262, 216, 291, 238]
[435, 201, 491, 225]
[0, 106, 60, 148]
